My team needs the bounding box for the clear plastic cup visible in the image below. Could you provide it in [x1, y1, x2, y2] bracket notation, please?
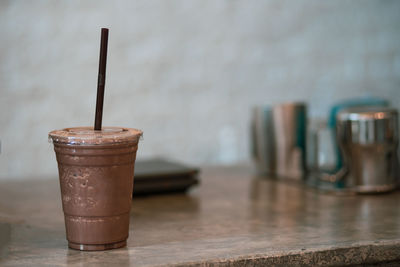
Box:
[49, 127, 142, 251]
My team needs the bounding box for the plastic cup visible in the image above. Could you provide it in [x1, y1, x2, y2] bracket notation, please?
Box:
[48, 127, 142, 251]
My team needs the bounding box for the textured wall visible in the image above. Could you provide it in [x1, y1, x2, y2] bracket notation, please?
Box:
[1, 0, 400, 180]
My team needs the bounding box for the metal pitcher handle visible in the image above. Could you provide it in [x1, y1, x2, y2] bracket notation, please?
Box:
[319, 166, 349, 183]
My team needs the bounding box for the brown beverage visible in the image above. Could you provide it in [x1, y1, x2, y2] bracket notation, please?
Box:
[49, 127, 142, 251]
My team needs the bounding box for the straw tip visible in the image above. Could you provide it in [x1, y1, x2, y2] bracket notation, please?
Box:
[101, 28, 109, 32]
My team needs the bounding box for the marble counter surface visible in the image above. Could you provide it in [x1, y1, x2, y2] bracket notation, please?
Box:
[1, 165, 400, 266]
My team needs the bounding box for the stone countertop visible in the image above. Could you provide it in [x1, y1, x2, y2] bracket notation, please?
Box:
[1, 165, 400, 266]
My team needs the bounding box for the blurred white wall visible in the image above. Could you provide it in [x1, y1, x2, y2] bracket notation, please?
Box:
[1, 0, 400, 180]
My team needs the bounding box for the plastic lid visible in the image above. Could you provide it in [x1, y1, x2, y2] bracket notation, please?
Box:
[49, 127, 143, 145]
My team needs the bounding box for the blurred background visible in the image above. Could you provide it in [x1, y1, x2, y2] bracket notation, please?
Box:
[1, 0, 400, 180]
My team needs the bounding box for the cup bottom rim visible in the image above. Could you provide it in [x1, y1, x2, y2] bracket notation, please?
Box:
[68, 240, 127, 251]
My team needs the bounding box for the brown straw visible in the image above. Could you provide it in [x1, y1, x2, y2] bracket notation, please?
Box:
[94, 28, 109, 130]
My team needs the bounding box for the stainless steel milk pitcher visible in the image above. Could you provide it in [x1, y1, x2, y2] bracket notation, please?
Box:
[251, 102, 307, 179]
[329, 107, 399, 193]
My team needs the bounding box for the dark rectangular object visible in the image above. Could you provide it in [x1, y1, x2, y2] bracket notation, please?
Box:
[133, 158, 200, 196]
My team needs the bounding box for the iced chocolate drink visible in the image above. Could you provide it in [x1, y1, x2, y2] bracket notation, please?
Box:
[49, 127, 142, 251]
